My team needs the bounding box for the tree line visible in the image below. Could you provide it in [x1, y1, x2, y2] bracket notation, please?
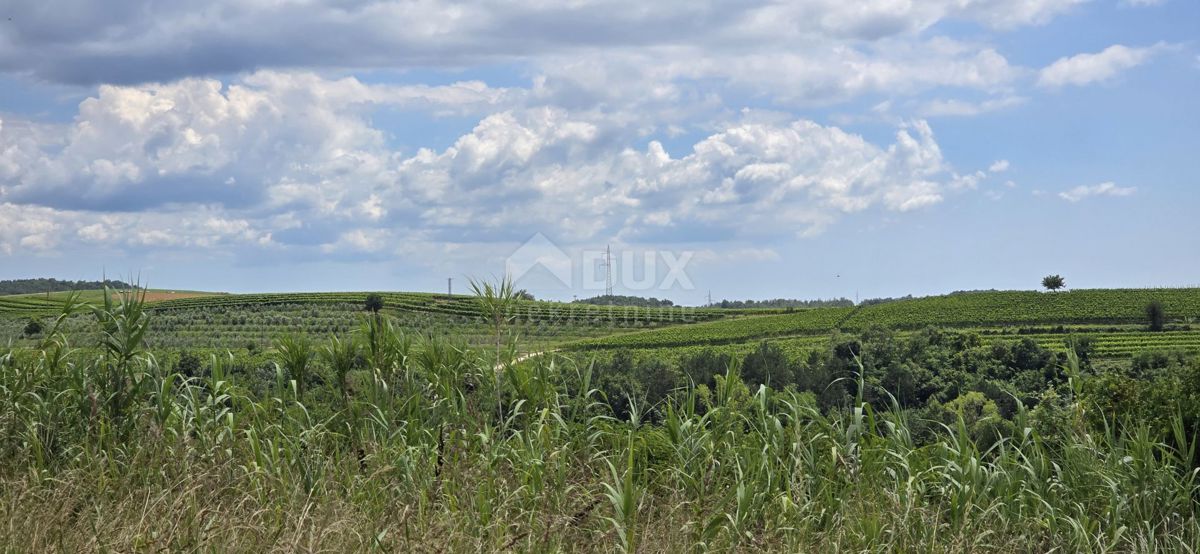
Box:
[0, 278, 132, 296]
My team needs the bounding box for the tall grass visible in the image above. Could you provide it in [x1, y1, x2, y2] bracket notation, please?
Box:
[0, 294, 1197, 551]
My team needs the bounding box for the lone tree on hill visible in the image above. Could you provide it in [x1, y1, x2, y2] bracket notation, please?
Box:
[1042, 275, 1065, 291]
[364, 293, 384, 314]
[1146, 301, 1165, 332]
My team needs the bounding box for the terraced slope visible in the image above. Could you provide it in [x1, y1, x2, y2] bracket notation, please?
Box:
[568, 307, 855, 349]
[563, 288, 1200, 353]
[0, 290, 751, 350]
[843, 289, 1200, 329]
[146, 292, 731, 325]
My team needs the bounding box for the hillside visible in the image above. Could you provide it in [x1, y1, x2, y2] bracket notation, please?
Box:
[567, 288, 1200, 357]
[5, 287, 1199, 357]
[0, 289, 745, 351]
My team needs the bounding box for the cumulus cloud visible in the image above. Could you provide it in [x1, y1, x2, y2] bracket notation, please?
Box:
[383, 110, 953, 240]
[1058, 182, 1137, 202]
[1038, 43, 1165, 89]
[0, 202, 274, 255]
[0, 73, 520, 211]
[0, 72, 988, 257]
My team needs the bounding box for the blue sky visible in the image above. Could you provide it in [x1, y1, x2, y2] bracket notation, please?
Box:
[0, 0, 1196, 305]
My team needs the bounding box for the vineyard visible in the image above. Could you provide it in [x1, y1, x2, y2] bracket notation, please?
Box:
[4, 287, 1200, 358]
[147, 291, 732, 325]
[976, 329, 1200, 358]
[567, 306, 854, 349]
[0, 290, 742, 352]
[843, 288, 1200, 329]
[564, 288, 1200, 357]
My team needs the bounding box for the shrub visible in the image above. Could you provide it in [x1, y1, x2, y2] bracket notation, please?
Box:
[741, 341, 793, 389]
[23, 318, 43, 337]
[174, 351, 204, 378]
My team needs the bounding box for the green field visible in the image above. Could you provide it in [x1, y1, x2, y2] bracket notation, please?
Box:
[564, 288, 1200, 358]
[0, 290, 738, 352]
[4, 287, 1199, 359]
[4, 283, 1200, 550]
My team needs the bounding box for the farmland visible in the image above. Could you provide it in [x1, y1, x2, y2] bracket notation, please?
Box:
[2, 284, 1200, 551]
[4, 287, 1199, 358]
[0, 290, 731, 353]
[565, 288, 1200, 357]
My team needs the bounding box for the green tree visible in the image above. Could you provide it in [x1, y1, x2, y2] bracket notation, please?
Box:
[364, 293, 384, 314]
[741, 341, 793, 389]
[1146, 301, 1166, 332]
[1041, 274, 1065, 291]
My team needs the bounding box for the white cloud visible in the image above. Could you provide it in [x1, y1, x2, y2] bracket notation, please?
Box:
[919, 96, 1026, 117]
[989, 160, 1011, 172]
[0, 72, 519, 211]
[384, 110, 955, 240]
[0, 203, 62, 255]
[1058, 182, 1137, 202]
[1038, 44, 1164, 89]
[0, 71, 996, 260]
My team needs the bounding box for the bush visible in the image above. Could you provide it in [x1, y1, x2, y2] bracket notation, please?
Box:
[741, 341, 793, 389]
[678, 349, 732, 389]
[174, 351, 204, 378]
[22, 318, 43, 337]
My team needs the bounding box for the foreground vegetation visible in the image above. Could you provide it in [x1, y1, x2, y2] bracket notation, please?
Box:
[1, 288, 1199, 551]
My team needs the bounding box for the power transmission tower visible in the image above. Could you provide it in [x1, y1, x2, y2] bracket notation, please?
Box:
[707, 290, 712, 307]
[602, 245, 613, 300]
[447, 277, 453, 296]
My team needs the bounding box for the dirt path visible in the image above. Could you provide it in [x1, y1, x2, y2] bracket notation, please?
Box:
[495, 349, 556, 371]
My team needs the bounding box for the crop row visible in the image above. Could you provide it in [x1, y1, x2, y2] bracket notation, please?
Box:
[566, 307, 855, 349]
[147, 292, 731, 324]
[843, 289, 1200, 330]
[978, 330, 1200, 357]
[1, 300, 638, 350]
[564, 289, 1200, 350]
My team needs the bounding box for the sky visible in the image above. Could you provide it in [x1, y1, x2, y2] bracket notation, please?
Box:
[0, 0, 1197, 305]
